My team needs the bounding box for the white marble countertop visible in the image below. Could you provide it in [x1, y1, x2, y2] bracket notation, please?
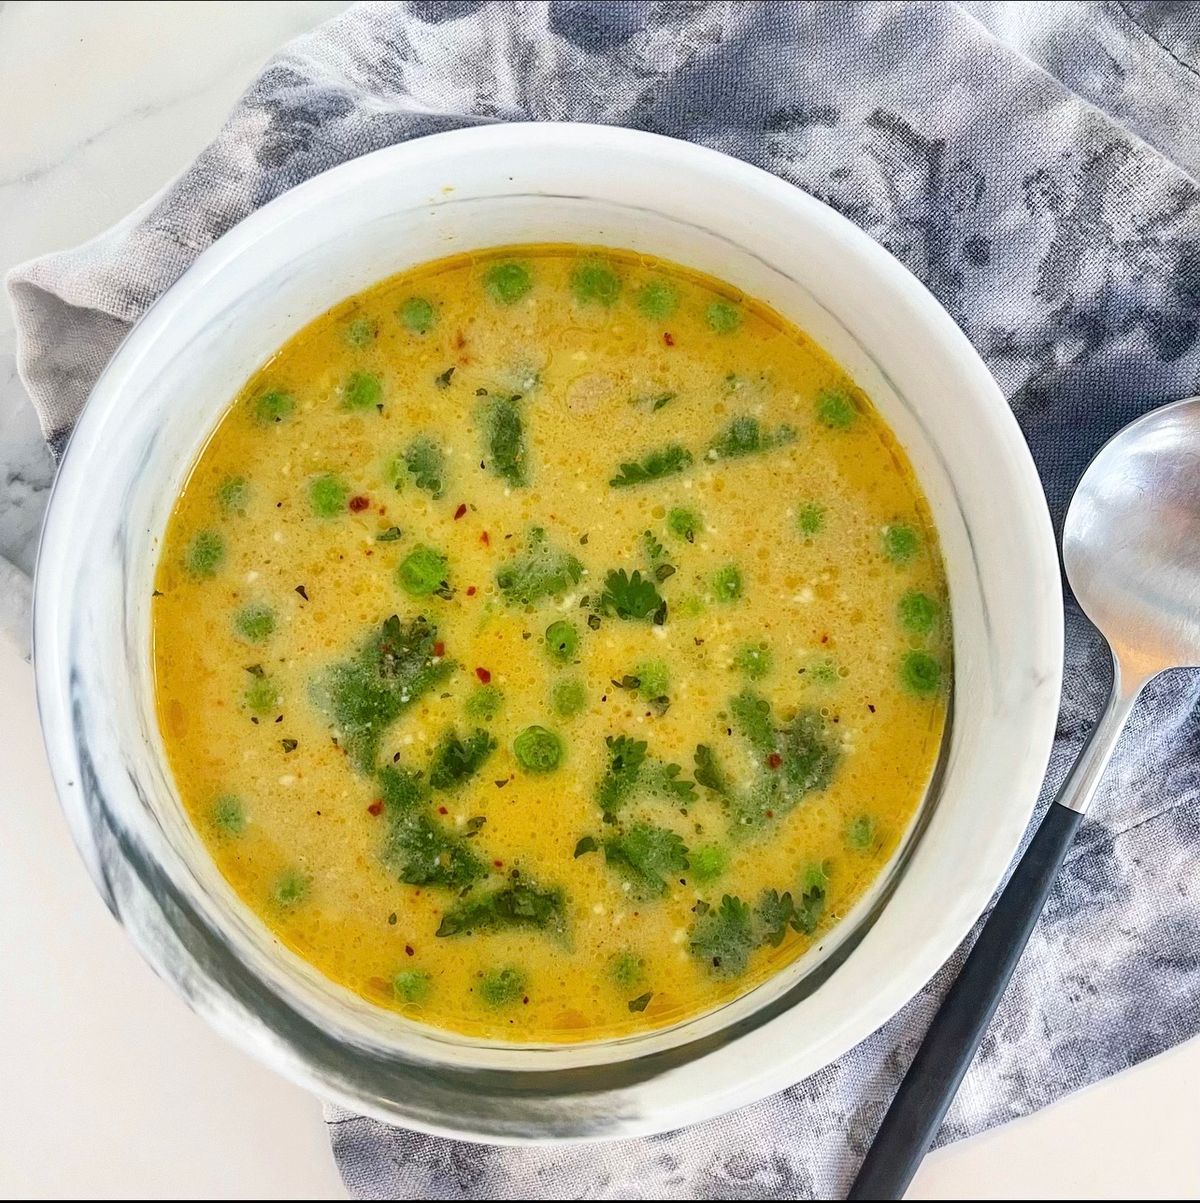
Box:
[0, 2, 1196, 1198]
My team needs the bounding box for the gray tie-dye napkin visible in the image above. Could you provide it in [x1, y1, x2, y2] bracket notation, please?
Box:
[8, 2, 1200, 1198]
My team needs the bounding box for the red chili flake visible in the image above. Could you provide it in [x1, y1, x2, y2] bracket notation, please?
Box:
[454, 329, 466, 349]
[663, 331, 675, 346]
[767, 753, 783, 770]
[480, 530, 490, 547]
[475, 666, 492, 684]
[454, 502, 467, 520]
[367, 800, 384, 816]
[377, 505, 387, 515]
[820, 633, 829, 643]
[466, 585, 477, 597]
[493, 860, 504, 868]
[348, 495, 370, 512]
[405, 945, 414, 957]
[433, 641, 445, 658]
[437, 805, 448, 815]
[765, 809, 775, 819]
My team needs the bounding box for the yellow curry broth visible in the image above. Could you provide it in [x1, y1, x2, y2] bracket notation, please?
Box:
[152, 246, 949, 1042]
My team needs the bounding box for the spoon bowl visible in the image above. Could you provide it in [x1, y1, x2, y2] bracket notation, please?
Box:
[1065, 396, 1200, 677]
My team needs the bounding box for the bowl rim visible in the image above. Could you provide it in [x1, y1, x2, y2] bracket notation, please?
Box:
[32, 121, 1064, 1142]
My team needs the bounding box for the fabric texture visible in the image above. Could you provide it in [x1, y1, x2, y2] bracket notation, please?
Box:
[9, 2, 1200, 1198]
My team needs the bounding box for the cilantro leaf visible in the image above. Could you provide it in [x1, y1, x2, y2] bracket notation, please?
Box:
[610, 444, 693, 488]
[495, 527, 584, 605]
[403, 435, 446, 498]
[694, 744, 729, 796]
[436, 878, 566, 938]
[310, 616, 453, 772]
[755, 888, 795, 947]
[599, 569, 666, 623]
[428, 727, 496, 791]
[793, 864, 829, 935]
[479, 392, 528, 487]
[603, 823, 689, 897]
[597, 734, 649, 816]
[689, 894, 755, 977]
[706, 415, 796, 461]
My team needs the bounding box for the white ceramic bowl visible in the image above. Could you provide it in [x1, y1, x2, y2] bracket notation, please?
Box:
[34, 124, 1062, 1142]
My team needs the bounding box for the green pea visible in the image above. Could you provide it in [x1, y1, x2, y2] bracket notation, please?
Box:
[243, 674, 279, 716]
[216, 476, 250, 515]
[551, 677, 587, 718]
[479, 966, 524, 1007]
[805, 657, 839, 685]
[233, 602, 276, 644]
[344, 316, 377, 348]
[883, 523, 921, 564]
[513, 725, 563, 773]
[184, 530, 225, 578]
[211, 794, 247, 836]
[273, 869, 309, 907]
[667, 506, 701, 543]
[734, 644, 772, 681]
[571, 259, 621, 306]
[816, 388, 857, 429]
[465, 684, 504, 722]
[705, 299, 742, 333]
[399, 296, 436, 334]
[394, 970, 431, 1003]
[712, 563, 743, 602]
[635, 660, 670, 699]
[343, 370, 382, 411]
[797, 502, 825, 536]
[541, 620, 579, 664]
[846, 815, 877, 850]
[901, 650, 942, 696]
[610, 951, 645, 988]
[485, 261, 533, 305]
[690, 844, 727, 883]
[253, 389, 294, 424]
[636, 279, 679, 319]
[309, 473, 349, 517]
[396, 545, 449, 597]
[898, 590, 939, 634]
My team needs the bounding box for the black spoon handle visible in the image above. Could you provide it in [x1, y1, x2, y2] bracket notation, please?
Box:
[846, 800, 1084, 1200]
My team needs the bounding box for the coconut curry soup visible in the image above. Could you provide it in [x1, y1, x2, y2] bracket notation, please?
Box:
[153, 245, 949, 1043]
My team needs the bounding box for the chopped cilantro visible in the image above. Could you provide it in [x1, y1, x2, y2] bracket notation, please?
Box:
[693, 744, 729, 796]
[603, 823, 689, 897]
[402, 435, 446, 498]
[379, 764, 486, 888]
[794, 863, 828, 934]
[495, 527, 583, 605]
[755, 888, 795, 947]
[846, 814, 878, 850]
[596, 734, 648, 816]
[428, 728, 496, 791]
[479, 392, 528, 486]
[689, 843, 727, 883]
[707, 415, 795, 461]
[438, 880, 566, 938]
[689, 894, 755, 977]
[599, 569, 666, 622]
[610, 444, 692, 488]
[309, 615, 452, 772]
[610, 951, 645, 987]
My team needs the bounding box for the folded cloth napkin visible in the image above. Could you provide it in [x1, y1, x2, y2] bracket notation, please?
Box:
[9, 1, 1200, 1197]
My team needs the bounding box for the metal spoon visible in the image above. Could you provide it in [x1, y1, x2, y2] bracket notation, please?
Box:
[849, 396, 1200, 1199]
